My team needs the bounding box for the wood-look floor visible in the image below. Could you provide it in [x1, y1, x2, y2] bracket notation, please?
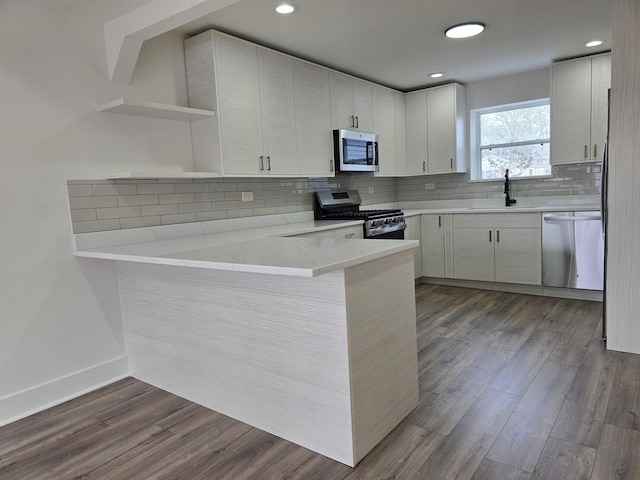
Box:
[2, 284, 639, 479]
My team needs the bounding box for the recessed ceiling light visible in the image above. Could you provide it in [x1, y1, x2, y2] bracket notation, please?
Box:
[275, 3, 296, 14]
[586, 40, 603, 47]
[429, 72, 444, 78]
[445, 22, 485, 39]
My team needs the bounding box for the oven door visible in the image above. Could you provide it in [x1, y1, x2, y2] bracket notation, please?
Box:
[368, 229, 405, 240]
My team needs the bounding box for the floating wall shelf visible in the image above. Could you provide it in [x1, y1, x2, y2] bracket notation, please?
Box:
[97, 98, 215, 121]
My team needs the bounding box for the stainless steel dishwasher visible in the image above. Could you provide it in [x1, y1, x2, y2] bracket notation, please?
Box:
[542, 211, 604, 290]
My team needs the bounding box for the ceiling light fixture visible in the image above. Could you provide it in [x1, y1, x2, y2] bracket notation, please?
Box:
[586, 40, 603, 47]
[429, 72, 444, 78]
[275, 3, 296, 14]
[445, 22, 485, 39]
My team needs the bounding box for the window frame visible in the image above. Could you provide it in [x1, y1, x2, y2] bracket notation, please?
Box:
[470, 98, 551, 181]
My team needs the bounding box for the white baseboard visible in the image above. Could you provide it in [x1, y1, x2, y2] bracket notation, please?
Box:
[0, 356, 129, 427]
[419, 277, 603, 302]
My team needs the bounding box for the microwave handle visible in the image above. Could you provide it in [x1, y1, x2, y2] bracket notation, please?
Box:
[373, 141, 379, 172]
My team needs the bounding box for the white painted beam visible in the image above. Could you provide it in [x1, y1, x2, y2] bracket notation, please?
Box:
[104, 0, 242, 84]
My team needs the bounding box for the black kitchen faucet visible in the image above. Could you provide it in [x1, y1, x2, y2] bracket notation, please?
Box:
[504, 169, 517, 206]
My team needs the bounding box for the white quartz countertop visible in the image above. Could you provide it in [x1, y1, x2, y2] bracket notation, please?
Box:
[74, 216, 418, 277]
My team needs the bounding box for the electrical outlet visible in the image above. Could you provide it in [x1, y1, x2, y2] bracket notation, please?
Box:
[368, 186, 375, 194]
[425, 183, 435, 190]
[241, 191, 254, 202]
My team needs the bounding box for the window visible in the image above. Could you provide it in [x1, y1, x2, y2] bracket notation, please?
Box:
[471, 99, 551, 180]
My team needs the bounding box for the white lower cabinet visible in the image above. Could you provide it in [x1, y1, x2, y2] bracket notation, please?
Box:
[420, 214, 453, 278]
[452, 213, 542, 285]
[404, 216, 422, 279]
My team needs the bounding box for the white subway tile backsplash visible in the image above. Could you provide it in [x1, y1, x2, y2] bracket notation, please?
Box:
[159, 193, 195, 204]
[68, 164, 595, 233]
[73, 219, 121, 233]
[117, 195, 159, 207]
[96, 206, 141, 220]
[120, 216, 162, 229]
[137, 183, 177, 195]
[67, 185, 93, 197]
[69, 196, 118, 209]
[70, 209, 97, 221]
[178, 202, 212, 214]
[176, 183, 210, 193]
[92, 184, 138, 196]
[161, 213, 197, 225]
[141, 204, 180, 216]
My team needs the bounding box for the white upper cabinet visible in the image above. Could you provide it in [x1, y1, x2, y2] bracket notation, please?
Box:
[551, 53, 611, 165]
[372, 85, 397, 176]
[394, 91, 407, 176]
[426, 84, 467, 174]
[258, 49, 298, 175]
[210, 33, 264, 176]
[185, 31, 320, 177]
[330, 72, 372, 131]
[293, 60, 334, 177]
[405, 84, 467, 176]
[405, 90, 428, 175]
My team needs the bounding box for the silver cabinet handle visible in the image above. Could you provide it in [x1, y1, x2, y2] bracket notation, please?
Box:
[450, 158, 453, 169]
[438, 215, 442, 228]
[497, 230, 500, 243]
[267, 156, 271, 171]
[593, 144, 597, 158]
[350, 115, 355, 128]
[330, 159, 334, 172]
[584, 145, 588, 158]
[259, 156, 264, 171]
[355, 116, 359, 129]
[423, 161, 426, 172]
[489, 230, 492, 243]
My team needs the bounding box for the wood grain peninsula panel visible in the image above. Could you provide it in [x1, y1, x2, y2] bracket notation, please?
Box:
[116, 249, 418, 467]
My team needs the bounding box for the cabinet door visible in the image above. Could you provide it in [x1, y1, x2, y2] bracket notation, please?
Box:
[405, 90, 428, 175]
[330, 72, 354, 129]
[404, 216, 422, 279]
[494, 228, 542, 285]
[421, 214, 445, 277]
[258, 49, 298, 175]
[372, 85, 397, 176]
[395, 92, 407, 175]
[294, 61, 333, 176]
[551, 58, 592, 165]
[452, 228, 495, 281]
[590, 54, 611, 162]
[427, 85, 456, 174]
[214, 34, 263, 175]
[351, 78, 372, 132]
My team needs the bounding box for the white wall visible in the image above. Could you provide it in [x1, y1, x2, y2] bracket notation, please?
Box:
[0, 2, 195, 424]
[466, 68, 551, 110]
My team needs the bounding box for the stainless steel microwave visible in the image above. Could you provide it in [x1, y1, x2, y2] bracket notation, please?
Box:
[333, 129, 378, 172]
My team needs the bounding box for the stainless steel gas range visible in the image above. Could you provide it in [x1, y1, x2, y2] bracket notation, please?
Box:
[313, 190, 406, 239]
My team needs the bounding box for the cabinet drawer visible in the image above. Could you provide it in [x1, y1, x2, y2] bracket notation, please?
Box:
[453, 213, 541, 229]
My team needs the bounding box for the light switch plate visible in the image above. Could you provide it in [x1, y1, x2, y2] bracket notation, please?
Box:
[241, 191, 254, 201]
[425, 183, 435, 190]
[368, 186, 375, 194]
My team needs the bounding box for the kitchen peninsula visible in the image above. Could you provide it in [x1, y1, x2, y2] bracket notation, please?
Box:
[73, 218, 419, 467]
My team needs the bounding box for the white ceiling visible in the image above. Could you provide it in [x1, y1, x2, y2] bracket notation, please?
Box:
[49, 0, 612, 91]
[172, 0, 612, 91]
